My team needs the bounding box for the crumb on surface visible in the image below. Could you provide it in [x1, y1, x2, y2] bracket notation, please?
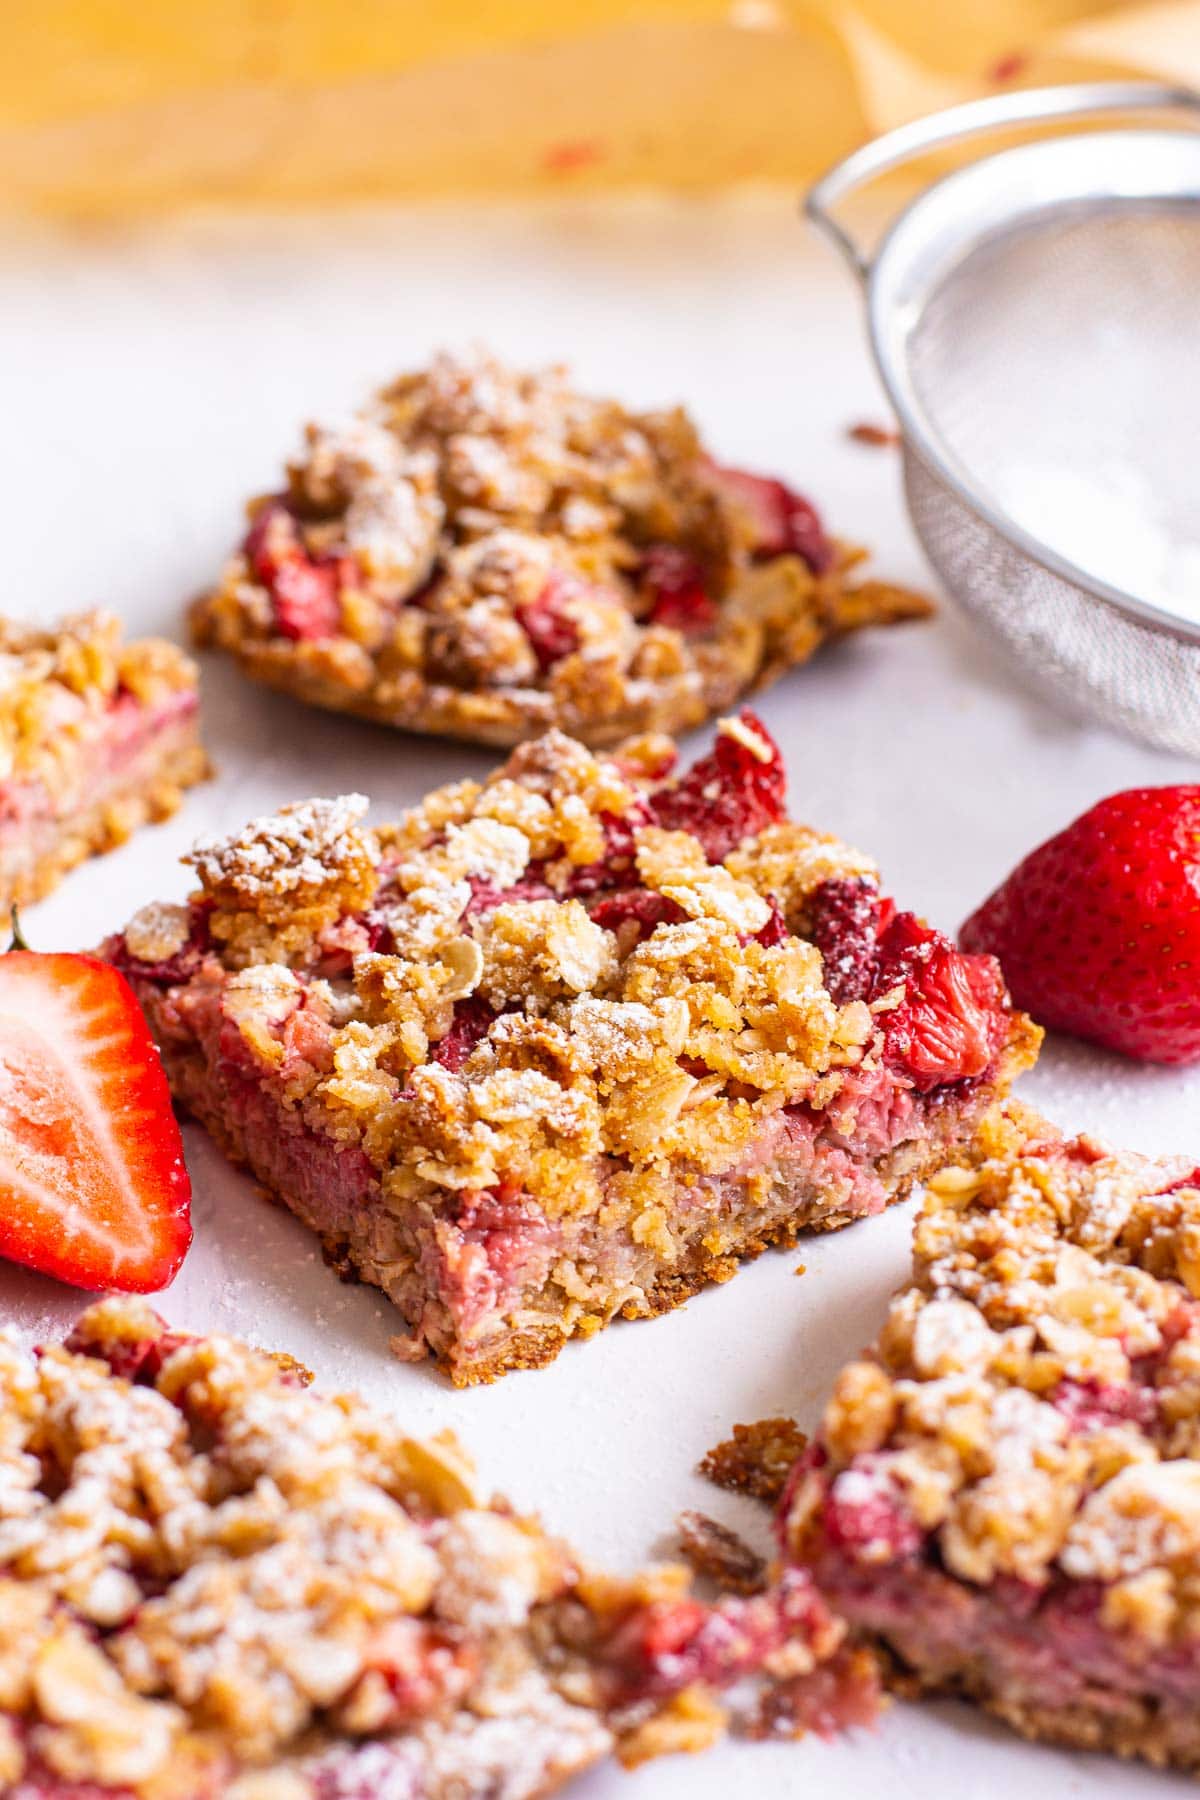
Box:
[701, 1417, 810, 1504]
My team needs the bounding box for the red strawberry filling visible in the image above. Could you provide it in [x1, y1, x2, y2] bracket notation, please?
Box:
[755, 898, 790, 947]
[809, 878, 888, 1005]
[806, 881, 1011, 1090]
[244, 498, 355, 643]
[588, 887, 686, 943]
[432, 995, 497, 1071]
[814, 1455, 924, 1564]
[639, 542, 717, 633]
[601, 1568, 837, 1702]
[270, 560, 344, 642]
[564, 801, 652, 898]
[515, 573, 582, 671]
[63, 1314, 190, 1385]
[357, 1619, 478, 1725]
[647, 710, 787, 860]
[433, 1182, 556, 1336]
[452, 1182, 554, 1289]
[1052, 1376, 1159, 1434]
[462, 869, 558, 919]
[110, 901, 213, 986]
[751, 1648, 882, 1740]
[706, 463, 835, 574]
[874, 913, 1005, 1092]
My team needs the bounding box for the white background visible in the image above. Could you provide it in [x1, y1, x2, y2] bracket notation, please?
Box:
[2, 193, 1197, 1797]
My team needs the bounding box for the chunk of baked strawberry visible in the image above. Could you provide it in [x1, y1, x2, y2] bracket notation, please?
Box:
[755, 898, 791, 947]
[0, 951, 192, 1290]
[707, 463, 834, 574]
[270, 558, 343, 641]
[603, 1568, 840, 1701]
[357, 1618, 478, 1725]
[564, 801, 653, 898]
[462, 869, 557, 919]
[588, 887, 686, 945]
[242, 495, 295, 579]
[640, 543, 717, 633]
[809, 877, 883, 1005]
[432, 994, 497, 1071]
[648, 711, 787, 861]
[243, 498, 345, 642]
[817, 1459, 924, 1562]
[874, 912, 1001, 1091]
[515, 574, 582, 671]
[1052, 1376, 1158, 1434]
[108, 900, 213, 987]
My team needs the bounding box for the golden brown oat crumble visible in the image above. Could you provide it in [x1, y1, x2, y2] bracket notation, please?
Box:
[700, 1419, 810, 1504]
[169, 720, 884, 1216]
[789, 1113, 1200, 1615]
[192, 349, 931, 747]
[4, 1302, 850, 1797]
[188, 795, 380, 966]
[123, 901, 192, 964]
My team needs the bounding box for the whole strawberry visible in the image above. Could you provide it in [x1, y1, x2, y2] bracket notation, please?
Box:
[960, 786, 1200, 1065]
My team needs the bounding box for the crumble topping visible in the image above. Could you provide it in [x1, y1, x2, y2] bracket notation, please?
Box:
[123, 901, 191, 964]
[192, 348, 930, 748]
[786, 1106, 1200, 1634]
[1, 1301, 858, 1797]
[188, 795, 375, 898]
[187, 795, 380, 965]
[115, 716, 1029, 1247]
[0, 1299, 576, 1794]
[0, 611, 197, 789]
[157, 719, 886, 1215]
[725, 825, 877, 934]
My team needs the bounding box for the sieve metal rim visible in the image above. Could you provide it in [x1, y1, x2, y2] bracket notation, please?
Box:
[805, 82, 1200, 649]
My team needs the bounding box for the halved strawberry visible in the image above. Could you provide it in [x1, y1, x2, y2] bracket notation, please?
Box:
[0, 952, 192, 1291]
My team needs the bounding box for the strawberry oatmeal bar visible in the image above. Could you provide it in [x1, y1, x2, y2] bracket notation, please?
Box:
[0, 611, 208, 908]
[191, 349, 930, 747]
[108, 712, 1037, 1385]
[780, 1106, 1200, 1771]
[0, 1298, 877, 1799]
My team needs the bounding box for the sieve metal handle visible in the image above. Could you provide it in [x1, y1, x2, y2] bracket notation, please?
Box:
[806, 80, 1200, 280]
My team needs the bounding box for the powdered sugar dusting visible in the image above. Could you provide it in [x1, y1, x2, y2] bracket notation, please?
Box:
[188, 795, 373, 897]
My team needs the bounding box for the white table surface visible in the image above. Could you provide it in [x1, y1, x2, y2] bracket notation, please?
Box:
[1, 191, 1197, 1799]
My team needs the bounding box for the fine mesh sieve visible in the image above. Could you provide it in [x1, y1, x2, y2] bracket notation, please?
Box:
[806, 83, 1200, 756]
